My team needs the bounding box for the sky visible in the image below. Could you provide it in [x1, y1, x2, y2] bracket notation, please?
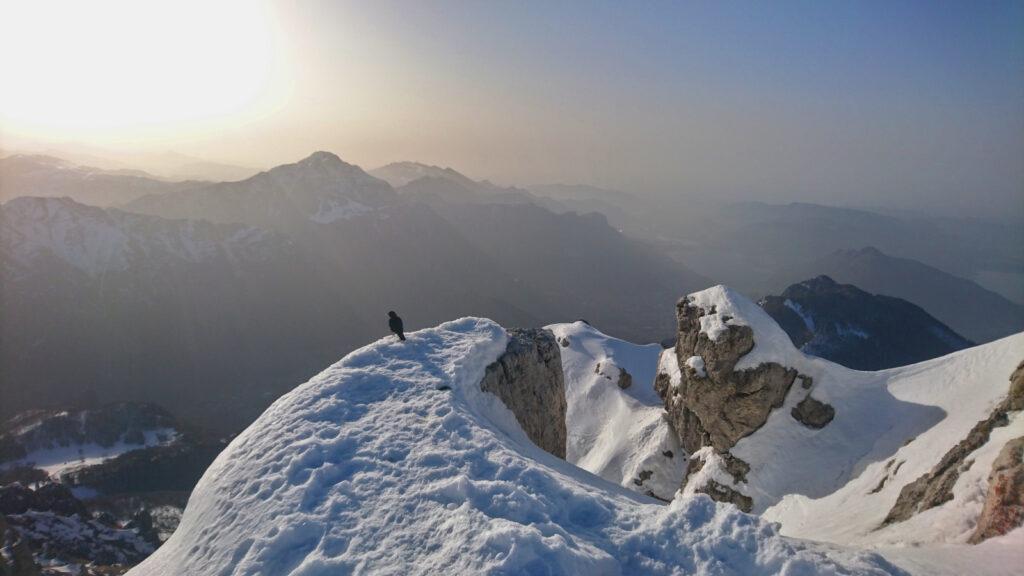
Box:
[1, 0, 1022, 217]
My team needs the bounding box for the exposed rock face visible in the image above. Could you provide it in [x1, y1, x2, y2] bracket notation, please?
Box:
[791, 395, 835, 429]
[683, 449, 753, 512]
[970, 436, 1024, 543]
[653, 295, 802, 510]
[617, 367, 633, 390]
[884, 361, 1024, 529]
[655, 296, 798, 453]
[480, 328, 567, 458]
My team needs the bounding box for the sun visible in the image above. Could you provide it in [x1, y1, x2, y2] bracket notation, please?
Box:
[0, 0, 287, 140]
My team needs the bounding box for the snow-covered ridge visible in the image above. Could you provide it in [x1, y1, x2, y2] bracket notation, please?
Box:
[1, 196, 276, 275]
[132, 318, 897, 575]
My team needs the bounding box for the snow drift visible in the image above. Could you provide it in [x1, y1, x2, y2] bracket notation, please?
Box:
[132, 318, 898, 575]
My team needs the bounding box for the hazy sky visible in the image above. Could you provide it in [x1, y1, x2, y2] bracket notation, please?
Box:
[1, 0, 1022, 217]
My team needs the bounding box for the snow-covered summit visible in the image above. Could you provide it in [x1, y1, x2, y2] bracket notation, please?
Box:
[132, 318, 898, 575]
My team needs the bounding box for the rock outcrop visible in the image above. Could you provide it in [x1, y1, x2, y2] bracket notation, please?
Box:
[594, 361, 633, 390]
[655, 296, 798, 454]
[654, 294, 801, 509]
[884, 361, 1024, 530]
[616, 367, 633, 390]
[683, 449, 754, 512]
[791, 395, 835, 429]
[970, 436, 1024, 543]
[480, 328, 568, 458]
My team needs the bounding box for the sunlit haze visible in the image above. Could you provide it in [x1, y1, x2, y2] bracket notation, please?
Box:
[1, 0, 1022, 217]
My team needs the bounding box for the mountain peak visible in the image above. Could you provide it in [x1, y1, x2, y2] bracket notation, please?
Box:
[296, 150, 346, 167]
[802, 274, 839, 288]
[370, 161, 476, 188]
[853, 246, 885, 258]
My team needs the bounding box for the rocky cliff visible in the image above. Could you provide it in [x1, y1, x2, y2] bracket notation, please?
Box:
[653, 291, 810, 510]
[655, 294, 799, 454]
[479, 328, 568, 458]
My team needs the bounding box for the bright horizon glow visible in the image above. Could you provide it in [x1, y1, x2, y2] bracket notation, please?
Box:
[0, 0, 1021, 218]
[0, 0, 288, 139]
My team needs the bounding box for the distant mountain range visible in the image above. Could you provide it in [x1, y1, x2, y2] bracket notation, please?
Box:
[656, 201, 1024, 307]
[761, 275, 973, 370]
[1, 195, 350, 432]
[0, 154, 194, 206]
[1, 152, 706, 432]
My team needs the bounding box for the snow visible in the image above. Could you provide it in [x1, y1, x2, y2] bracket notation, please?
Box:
[688, 285, 803, 370]
[658, 347, 683, 389]
[879, 528, 1024, 576]
[686, 355, 707, 378]
[132, 317, 899, 575]
[3, 428, 178, 479]
[835, 323, 870, 339]
[681, 447, 748, 501]
[1, 196, 272, 276]
[309, 198, 372, 223]
[547, 321, 684, 501]
[2, 196, 132, 273]
[784, 299, 815, 331]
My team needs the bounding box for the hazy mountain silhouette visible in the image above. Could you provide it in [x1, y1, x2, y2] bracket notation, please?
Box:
[2, 152, 706, 431]
[761, 275, 972, 370]
[767, 247, 1024, 343]
[0, 155, 196, 206]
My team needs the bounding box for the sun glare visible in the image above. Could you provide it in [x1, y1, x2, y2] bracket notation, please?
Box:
[0, 0, 287, 140]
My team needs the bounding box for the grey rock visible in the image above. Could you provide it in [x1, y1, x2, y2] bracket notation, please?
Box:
[683, 450, 754, 512]
[480, 328, 567, 458]
[791, 395, 835, 429]
[655, 296, 798, 454]
[652, 295, 803, 511]
[884, 361, 1024, 527]
[617, 367, 633, 390]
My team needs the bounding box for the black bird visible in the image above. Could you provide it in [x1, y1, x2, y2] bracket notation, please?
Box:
[388, 311, 405, 341]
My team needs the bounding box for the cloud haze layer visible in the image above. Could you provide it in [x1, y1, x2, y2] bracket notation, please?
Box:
[1, 0, 1021, 218]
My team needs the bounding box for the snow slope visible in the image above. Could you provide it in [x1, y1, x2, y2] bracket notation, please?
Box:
[673, 286, 1024, 550]
[547, 321, 685, 501]
[3, 428, 177, 479]
[132, 318, 899, 575]
[1, 196, 275, 276]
